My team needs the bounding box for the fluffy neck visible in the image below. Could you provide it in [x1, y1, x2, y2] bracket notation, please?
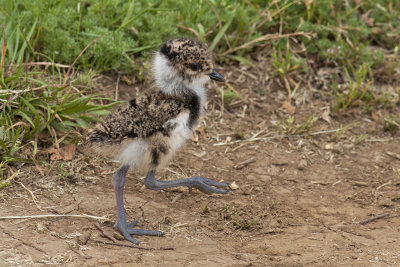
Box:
[153, 52, 208, 110]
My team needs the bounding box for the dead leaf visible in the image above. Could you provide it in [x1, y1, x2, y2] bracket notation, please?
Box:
[321, 108, 331, 123]
[48, 147, 62, 161]
[61, 144, 75, 161]
[361, 10, 374, 27]
[281, 100, 296, 115]
[195, 126, 206, 139]
[48, 143, 76, 161]
[371, 112, 380, 122]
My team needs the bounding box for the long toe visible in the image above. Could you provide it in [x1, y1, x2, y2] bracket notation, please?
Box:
[201, 186, 228, 194]
[120, 230, 140, 245]
[199, 177, 229, 188]
[126, 228, 165, 236]
[192, 176, 229, 194]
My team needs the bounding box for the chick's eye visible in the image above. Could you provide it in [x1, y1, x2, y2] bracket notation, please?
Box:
[190, 63, 202, 71]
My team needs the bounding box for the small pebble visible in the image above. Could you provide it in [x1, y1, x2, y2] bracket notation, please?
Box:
[77, 232, 91, 245]
[325, 143, 334, 150]
[298, 159, 308, 170]
[229, 181, 239, 190]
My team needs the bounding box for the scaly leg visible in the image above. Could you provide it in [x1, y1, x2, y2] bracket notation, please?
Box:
[144, 170, 228, 194]
[113, 165, 164, 244]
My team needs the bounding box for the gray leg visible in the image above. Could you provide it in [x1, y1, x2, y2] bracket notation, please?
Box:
[144, 170, 228, 194]
[113, 165, 164, 245]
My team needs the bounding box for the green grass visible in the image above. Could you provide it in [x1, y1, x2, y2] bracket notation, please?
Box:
[0, 67, 118, 182]
[1, 0, 398, 72]
[384, 115, 400, 132]
[333, 63, 374, 111]
[277, 114, 317, 136]
[219, 205, 258, 230]
[332, 63, 399, 112]
[219, 84, 242, 104]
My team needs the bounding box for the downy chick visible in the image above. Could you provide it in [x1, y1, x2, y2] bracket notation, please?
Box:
[88, 38, 228, 244]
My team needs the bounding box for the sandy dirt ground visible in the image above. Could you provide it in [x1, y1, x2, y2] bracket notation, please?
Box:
[1, 61, 399, 266]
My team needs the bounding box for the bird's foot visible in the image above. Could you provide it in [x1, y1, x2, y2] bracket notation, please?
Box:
[113, 219, 164, 245]
[186, 176, 228, 194]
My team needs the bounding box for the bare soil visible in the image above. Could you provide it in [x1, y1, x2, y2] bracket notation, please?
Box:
[1, 61, 400, 266]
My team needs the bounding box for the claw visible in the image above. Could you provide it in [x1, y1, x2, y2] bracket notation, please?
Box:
[189, 176, 229, 194]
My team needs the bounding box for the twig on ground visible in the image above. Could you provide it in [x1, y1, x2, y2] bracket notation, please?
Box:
[376, 181, 392, 191]
[93, 240, 153, 250]
[309, 128, 345, 136]
[359, 213, 390, 225]
[16, 181, 42, 211]
[332, 180, 342, 186]
[311, 181, 330, 185]
[94, 222, 118, 243]
[0, 214, 108, 220]
[234, 158, 256, 169]
[352, 181, 368, 187]
[214, 130, 273, 147]
[366, 138, 399, 142]
[386, 152, 400, 160]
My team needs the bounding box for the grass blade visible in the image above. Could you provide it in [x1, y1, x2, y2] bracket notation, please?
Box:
[1, 26, 5, 72]
[209, 14, 234, 51]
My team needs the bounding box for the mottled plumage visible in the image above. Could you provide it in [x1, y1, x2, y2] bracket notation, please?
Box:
[88, 91, 201, 171]
[87, 38, 227, 245]
[89, 92, 202, 143]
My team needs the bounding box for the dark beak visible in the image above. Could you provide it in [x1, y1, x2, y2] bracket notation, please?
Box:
[208, 69, 225, 82]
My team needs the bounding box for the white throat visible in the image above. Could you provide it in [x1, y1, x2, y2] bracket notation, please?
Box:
[153, 52, 208, 109]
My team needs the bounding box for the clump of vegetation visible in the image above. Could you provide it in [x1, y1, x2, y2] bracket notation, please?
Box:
[0, 67, 118, 181]
[271, 43, 308, 98]
[272, 45, 308, 78]
[277, 114, 317, 136]
[0, 162, 18, 189]
[219, 205, 258, 231]
[333, 63, 374, 111]
[332, 63, 399, 112]
[384, 115, 400, 132]
[220, 85, 242, 104]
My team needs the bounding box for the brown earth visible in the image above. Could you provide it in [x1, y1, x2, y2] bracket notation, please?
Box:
[1, 60, 400, 266]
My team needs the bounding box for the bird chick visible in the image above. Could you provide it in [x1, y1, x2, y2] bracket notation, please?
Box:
[88, 38, 228, 244]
